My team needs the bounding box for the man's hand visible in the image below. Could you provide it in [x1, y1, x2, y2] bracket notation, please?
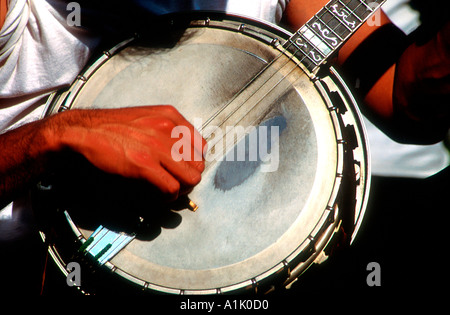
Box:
[43, 105, 206, 200]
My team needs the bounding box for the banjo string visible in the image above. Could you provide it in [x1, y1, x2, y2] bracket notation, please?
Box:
[199, 38, 312, 159]
[200, 60, 300, 172]
[199, 38, 307, 135]
[199, 43, 293, 132]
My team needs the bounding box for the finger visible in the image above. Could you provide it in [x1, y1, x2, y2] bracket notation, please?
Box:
[169, 129, 205, 172]
[140, 164, 181, 200]
[127, 149, 181, 199]
[159, 150, 202, 188]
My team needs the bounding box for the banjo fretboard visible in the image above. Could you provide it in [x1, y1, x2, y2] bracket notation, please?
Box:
[285, 0, 386, 73]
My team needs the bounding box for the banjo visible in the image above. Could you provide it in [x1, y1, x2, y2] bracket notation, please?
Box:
[35, 0, 384, 294]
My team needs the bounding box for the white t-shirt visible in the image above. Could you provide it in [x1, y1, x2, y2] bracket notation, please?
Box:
[0, 0, 101, 132]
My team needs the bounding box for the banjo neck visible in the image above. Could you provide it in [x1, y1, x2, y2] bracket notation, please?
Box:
[285, 0, 386, 74]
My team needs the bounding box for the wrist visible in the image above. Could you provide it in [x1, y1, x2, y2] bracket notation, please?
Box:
[39, 109, 89, 154]
[38, 114, 66, 155]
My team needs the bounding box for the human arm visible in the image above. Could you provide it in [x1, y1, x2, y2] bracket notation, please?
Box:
[392, 21, 450, 143]
[0, 105, 206, 208]
[0, 117, 54, 209]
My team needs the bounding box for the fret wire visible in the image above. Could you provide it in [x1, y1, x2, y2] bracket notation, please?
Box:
[295, 33, 315, 65]
[296, 30, 328, 59]
[287, 38, 318, 66]
[323, 5, 354, 32]
[295, 30, 324, 58]
[284, 39, 305, 66]
[299, 37, 325, 68]
[304, 23, 336, 52]
[287, 38, 320, 71]
[344, 0, 375, 22]
[340, 0, 363, 22]
[359, 0, 375, 11]
[270, 38, 314, 77]
[290, 36, 323, 64]
[331, 0, 380, 28]
[283, 34, 310, 65]
[280, 33, 324, 70]
[300, 52, 315, 71]
[324, 0, 371, 35]
[319, 6, 353, 41]
[355, 2, 370, 20]
[289, 36, 316, 64]
[332, 1, 359, 28]
[314, 13, 344, 42]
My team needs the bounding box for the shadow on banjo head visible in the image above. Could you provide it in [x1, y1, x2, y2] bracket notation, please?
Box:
[214, 115, 288, 191]
[37, 153, 189, 241]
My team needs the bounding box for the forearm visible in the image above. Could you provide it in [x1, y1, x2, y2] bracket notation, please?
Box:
[0, 118, 58, 207]
[1, 105, 206, 208]
[391, 22, 450, 144]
